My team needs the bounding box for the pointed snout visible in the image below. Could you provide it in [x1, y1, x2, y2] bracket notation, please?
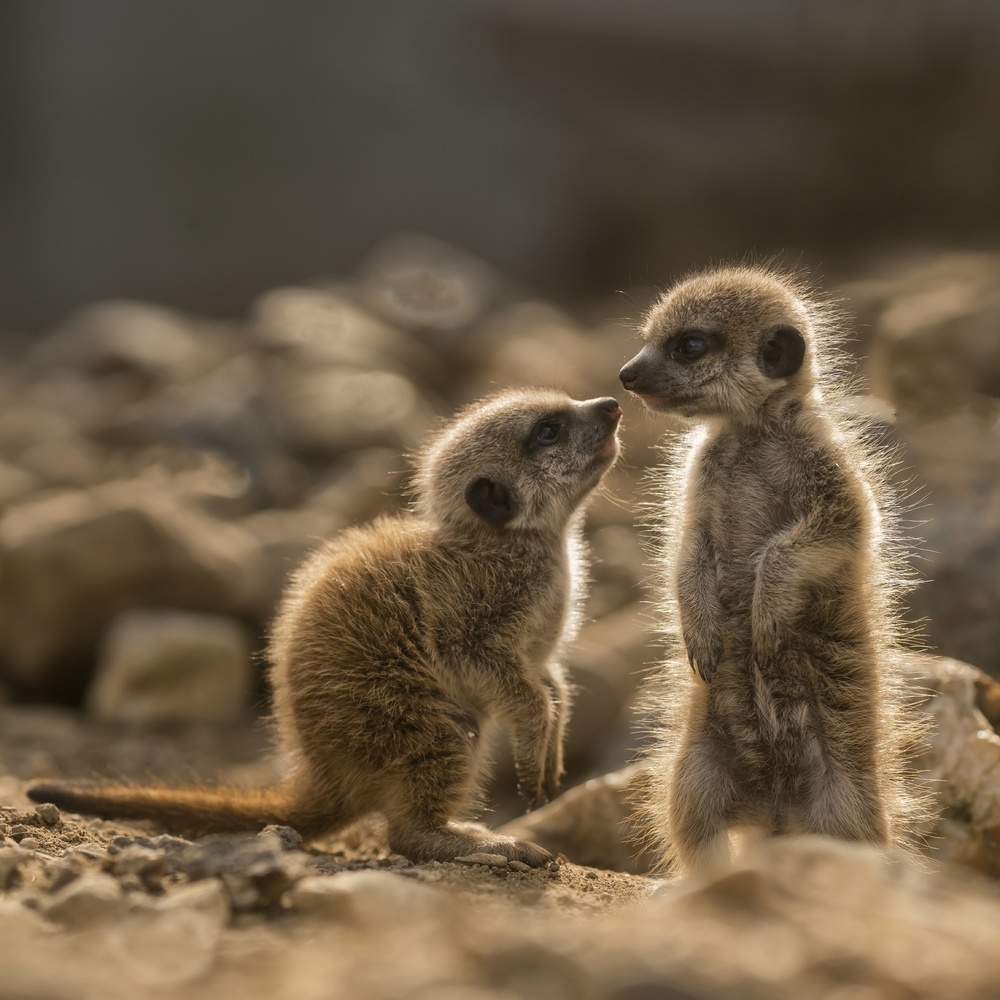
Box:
[619, 355, 643, 391]
[594, 396, 622, 419]
[584, 396, 622, 428]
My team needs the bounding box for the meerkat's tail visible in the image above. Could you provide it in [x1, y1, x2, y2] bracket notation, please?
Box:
[25, 779, 337, 839]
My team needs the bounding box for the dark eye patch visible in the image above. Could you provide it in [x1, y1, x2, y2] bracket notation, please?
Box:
[666, 330, 724, 363]
[526, 410, 570, 450]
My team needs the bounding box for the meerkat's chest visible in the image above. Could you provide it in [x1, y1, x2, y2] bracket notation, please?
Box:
[691, 434, 798, 557]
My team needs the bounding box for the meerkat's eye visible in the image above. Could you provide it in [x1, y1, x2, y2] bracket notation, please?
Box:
[673, 334, 709, 362]
[532, 420, 564, 446]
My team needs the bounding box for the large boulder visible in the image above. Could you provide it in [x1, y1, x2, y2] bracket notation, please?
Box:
[0, 482, 269, 698]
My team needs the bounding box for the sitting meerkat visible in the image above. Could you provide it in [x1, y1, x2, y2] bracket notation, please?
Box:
[619, 265, 925, 874]
[29, 388, 622, 865]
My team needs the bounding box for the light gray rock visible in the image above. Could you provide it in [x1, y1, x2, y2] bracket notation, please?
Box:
[110, 883, 228, 987]
[500, 766, 654, 875]
[289, 870, 443, 923]
[87, 609, 253, 725]
[43, 872, 124, 927]
[30, 301, 233, 385]
[267, 364, 435, 458]
[0, 481, 268, 694]
[253, 285, 444, 385]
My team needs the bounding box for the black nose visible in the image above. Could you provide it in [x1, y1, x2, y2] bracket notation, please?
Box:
[619, 363, 638, 389]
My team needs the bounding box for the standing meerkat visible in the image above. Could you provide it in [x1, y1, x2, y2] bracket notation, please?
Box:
[29, 388, 622, 865]
[618, 265, 925, 874]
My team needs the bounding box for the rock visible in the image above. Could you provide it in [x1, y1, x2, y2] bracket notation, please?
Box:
[104, 845, 167, 886]
[0, 482, 268, 695]
[0, 845, 28, 889]
[108, 354, 302, 510]
[289, 870, 443, 923]
[155, 878, 230, 926]
[357, 233, 502, 346]
[109, 884, 228, 987]
[260, 825, 303, 851]
[848, 251, 1000, 413]
[453, 853, 508, 868]
[30, 301, 232, 386]
[253, 285, 444, 386]
[43, 872, 124, 927]
[903, 653, 1000, 874]
[498, 766, 656, 875]
[267, 364, 434, 459]
[892, 409, 1000, 677]
[467, 302, 620, 400]
[63, 842, 109, 865]
[34, 802, 60, 826]
[86, 609, 253, 724]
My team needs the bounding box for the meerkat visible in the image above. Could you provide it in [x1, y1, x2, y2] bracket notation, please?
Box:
[618, 264, 926, 874]
[28, 388, 622, 865]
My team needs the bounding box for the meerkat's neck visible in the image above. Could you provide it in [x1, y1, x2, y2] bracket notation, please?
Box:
[710, 384, 825, 435]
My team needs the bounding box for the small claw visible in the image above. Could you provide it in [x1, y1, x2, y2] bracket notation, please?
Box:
[696, 659, 716, 684]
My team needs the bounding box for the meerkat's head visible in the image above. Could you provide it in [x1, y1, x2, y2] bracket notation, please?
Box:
[619, 267, 820, 422]
[415, 389, 621, 532]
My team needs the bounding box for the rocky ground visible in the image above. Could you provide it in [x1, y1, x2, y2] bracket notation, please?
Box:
[1, 237, 1000, 998]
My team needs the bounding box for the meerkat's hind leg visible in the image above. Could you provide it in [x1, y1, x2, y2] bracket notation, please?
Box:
[669, 738, 738, 876]
[799, 766, 889, 846]
[383, 714, 552, 866]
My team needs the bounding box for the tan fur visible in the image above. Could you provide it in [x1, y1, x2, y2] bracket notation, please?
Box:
[28, 389, 622, 865]
[619, 265, 928, 875]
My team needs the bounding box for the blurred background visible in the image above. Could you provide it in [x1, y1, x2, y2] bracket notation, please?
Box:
[4, 0, 1000, 329]
[0, 1, 998, 816]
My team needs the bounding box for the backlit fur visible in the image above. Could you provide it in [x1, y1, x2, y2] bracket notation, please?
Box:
[621, 265, 929, 875]
[29, 388, 621, 865]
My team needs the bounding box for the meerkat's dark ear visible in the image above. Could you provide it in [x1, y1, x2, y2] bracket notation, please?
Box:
[465, 477, 519, 525]
[759, 325, 806, 378]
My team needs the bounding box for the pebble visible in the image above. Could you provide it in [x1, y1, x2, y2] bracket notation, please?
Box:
[260, 825, 302, 851]
[586, 870, 599, 880]
[64, 841, 109, 864]
[18, 837, 39, 851]
[453, 853, 508, 868]
[105, 845, 166, 888]
[43, 872, 124, 927]
[34, 802, 60, 826]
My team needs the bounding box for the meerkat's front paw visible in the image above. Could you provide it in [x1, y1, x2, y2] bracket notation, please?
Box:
[683, 632, 722, 684]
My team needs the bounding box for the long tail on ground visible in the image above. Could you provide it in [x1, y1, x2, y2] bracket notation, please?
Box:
[25, 780, 334, 839]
